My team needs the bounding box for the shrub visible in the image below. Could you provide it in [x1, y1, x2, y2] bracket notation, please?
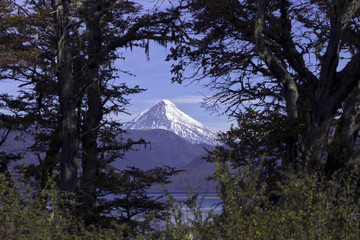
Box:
[0, 173, 126, 240]
[149, 158, 360, 240]
[1, 158, 359, 239]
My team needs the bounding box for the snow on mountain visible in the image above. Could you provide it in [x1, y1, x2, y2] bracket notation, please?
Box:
[124, 99, 218, 145]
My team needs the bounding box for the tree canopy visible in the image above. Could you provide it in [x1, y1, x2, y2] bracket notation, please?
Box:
[167, 0, 360, 177]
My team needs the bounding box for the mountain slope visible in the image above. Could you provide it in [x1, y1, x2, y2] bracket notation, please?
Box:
[151, 155, 217, 192]
[113, 129, 211, 170]
[114, 129, 216, 191]
[124, 99, 218, 145]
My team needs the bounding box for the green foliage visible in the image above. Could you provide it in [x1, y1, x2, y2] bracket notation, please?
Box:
[208, 107, 287, 168]
[94, 166, 180, 233]
[143, 191, 218, 240]
[0, 166, 181, 239]
[1, 156, 360, 239]
[210, 159, 360, 239]
[146, 156, 360, 240]
[0, 173, 128, 240]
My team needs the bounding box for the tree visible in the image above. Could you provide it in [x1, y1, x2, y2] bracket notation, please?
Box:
[96, 166, 179, 233]
[0, 0, 41, 174]
[167, 0, 360, 177]
[52, 0, 79, 193]
[0, 0, 180, 227]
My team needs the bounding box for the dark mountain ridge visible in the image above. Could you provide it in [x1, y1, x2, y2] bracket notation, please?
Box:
[114, 129, 212, 170]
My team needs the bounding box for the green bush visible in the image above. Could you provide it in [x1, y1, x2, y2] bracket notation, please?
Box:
[212, 163, 360, 239]
[0, 173, 127, 240]
[1, 159, 359, 239]
[148, 159, 360, 240]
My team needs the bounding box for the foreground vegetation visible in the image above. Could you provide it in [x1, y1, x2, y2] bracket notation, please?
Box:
[1, 158, 359, 239]
[156, 159, 360, 239]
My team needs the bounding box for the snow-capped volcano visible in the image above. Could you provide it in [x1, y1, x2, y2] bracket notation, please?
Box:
[124, 99, 218, 145]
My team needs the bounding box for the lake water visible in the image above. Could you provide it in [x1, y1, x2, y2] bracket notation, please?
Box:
[149, 192, 222, 219]
[171, 192, 221, 208]
[104, 192, 222, 223]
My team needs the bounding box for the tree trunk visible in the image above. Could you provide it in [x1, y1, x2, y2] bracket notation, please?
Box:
[80, 1, 102, 215]
[326, 85, 360, 177]
[304, 109, 333, 173]
[255, 0, 299, 169]
[41, 129, 61, 189]
[300, 2, 360, 173]
[53, 0, 78, 192]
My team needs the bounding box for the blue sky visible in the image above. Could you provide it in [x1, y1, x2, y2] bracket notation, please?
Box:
[116, 42, 234, 132]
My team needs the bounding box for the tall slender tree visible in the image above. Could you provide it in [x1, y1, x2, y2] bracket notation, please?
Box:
[52, 0, 79, 192]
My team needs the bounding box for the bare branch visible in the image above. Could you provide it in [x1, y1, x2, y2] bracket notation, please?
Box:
[254, 0, 298, 119]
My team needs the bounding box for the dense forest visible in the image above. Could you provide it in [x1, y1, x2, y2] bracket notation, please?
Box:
[1, 0, 360, 238]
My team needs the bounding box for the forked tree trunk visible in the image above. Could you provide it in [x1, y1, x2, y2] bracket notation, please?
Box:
[291, 1, 360, 174]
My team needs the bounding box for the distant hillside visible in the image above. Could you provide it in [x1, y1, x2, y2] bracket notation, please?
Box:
[112, 129, 217, 192]
[0, 131, 35, 164]
[151, 155, 217, 192]
[113, 129, 212, 170]
[2, 128, 218, 192]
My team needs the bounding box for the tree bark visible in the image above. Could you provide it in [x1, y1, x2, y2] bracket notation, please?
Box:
[326, 85, 360, 177]
[300, 2, 360, 173]
[255, 0, 299, 168]
[255, 0, 360, 174]
[41, 129, 61, 189]
[53, 0, 78, 192]
[80, 0, 103, 213]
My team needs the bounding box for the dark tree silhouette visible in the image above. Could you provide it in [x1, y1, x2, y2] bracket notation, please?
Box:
[167, 0, 360, 177]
